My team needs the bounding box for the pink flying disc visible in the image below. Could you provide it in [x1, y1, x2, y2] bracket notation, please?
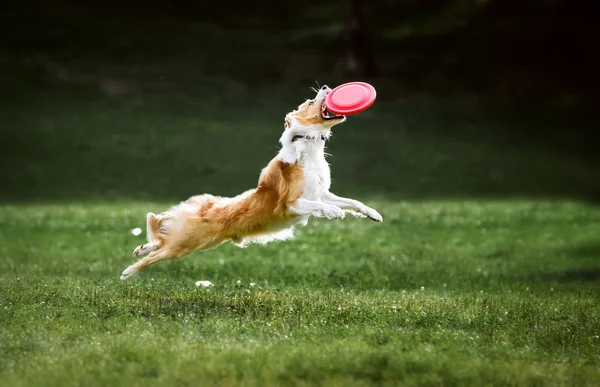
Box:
[325, 81, 377, 115]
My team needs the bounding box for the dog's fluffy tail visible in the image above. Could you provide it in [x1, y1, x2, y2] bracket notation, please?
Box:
[145, 212, 170, 244]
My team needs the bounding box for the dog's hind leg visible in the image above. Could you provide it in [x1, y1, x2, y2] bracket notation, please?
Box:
[121, 248, 177, 281]
[132, 242, 157, 257]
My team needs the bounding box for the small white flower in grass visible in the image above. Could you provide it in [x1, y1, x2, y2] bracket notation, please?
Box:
[392, 305, 397, 312]
[131, 227, 142, 236]
[195, 280, 213, 287]
[236, 280, 241, 285]
[337, 306, 342, 311]
[420, 286, 425, 291]
[249, 282, 256, 287]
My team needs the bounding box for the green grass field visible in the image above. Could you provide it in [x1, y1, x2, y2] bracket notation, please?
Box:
[2, 200, 600, 386]
[2, 13, 600, 385]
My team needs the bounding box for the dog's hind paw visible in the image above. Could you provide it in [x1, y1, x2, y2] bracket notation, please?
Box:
[132, 243, 156, 257]
[120, 266, 140, 281]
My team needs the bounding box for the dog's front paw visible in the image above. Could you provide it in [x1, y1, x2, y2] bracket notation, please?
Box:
[120, 265, 140, 281]
[363, 207, 383, 222]
[319, 205, 345, 220]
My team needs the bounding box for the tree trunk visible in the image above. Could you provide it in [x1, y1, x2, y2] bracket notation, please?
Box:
[345, 0, 376, 77]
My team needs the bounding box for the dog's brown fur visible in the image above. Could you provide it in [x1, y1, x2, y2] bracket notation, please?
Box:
[125, 160, 305, 276]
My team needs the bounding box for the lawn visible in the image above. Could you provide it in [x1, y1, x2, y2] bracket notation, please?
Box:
[1, 200, 600, 386]
[2, 9, 600, 386]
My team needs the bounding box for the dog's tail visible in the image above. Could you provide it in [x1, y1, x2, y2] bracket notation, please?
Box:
[145, 212, 170, 244]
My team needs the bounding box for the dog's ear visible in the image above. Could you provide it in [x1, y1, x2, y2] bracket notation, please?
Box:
[284, 116, 291, 129]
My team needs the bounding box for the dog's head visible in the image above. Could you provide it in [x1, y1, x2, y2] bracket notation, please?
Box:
[280, 85, 346, 147]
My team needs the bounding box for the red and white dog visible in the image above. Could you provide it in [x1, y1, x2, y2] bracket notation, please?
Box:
[120, 85, 382, 280]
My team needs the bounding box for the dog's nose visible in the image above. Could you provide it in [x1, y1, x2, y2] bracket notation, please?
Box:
[321, 85, 328, 90]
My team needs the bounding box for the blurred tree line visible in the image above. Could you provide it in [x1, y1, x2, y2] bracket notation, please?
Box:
[166, 0, 597, 99]
[2, 0, 597, 101]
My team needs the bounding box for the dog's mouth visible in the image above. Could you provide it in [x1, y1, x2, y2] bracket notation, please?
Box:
[320, 99, 344, 120]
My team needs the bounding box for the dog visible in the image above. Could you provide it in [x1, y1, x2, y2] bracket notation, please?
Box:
[120, 85, 382, 280]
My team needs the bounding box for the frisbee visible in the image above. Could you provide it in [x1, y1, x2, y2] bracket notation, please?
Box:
[325, 81, 377, 115]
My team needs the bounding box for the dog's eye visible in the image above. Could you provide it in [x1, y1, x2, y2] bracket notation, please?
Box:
[308, 101, 314, 106]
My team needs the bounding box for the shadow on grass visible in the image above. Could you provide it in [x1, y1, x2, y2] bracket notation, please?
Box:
[557, 243, 600, 260]
[547, 243, 600, 282]
[547, 269, 600, 282]
[515, 243, 600, 284]
[520, 268, 600, 284]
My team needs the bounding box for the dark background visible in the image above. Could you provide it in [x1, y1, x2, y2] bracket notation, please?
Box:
[1, 0, 598, 203]
[4, 0, 598, 96]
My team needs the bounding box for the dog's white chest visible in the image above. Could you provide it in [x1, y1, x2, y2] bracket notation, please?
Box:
[300, 155, 331, 201]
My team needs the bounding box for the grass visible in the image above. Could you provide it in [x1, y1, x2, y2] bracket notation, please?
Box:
[1, 201, 600, 386]
[2, 9, 600, 386]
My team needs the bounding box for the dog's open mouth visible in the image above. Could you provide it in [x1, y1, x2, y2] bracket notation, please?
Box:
[320, 100, 344, 120]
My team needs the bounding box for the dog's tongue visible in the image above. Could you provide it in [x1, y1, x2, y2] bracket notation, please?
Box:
[323, 109, 339, 119]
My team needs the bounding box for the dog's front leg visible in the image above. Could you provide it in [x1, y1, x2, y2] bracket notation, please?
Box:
[323, 192, 383, 222]
[289, 198, 345, 219]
